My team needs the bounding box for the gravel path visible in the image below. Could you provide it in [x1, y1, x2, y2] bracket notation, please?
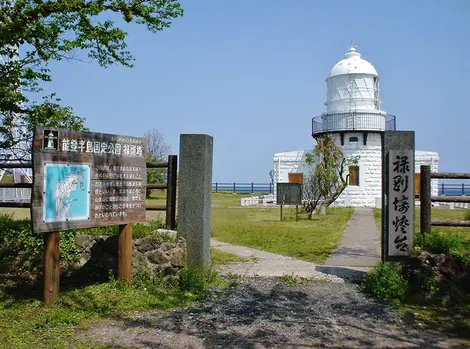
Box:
[78, 278, 466, 349]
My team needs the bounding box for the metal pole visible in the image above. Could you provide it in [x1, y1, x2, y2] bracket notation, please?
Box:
[420, 165, 432, 234]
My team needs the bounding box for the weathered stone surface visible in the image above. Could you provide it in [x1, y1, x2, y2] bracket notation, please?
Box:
[147, 250, 170, 265]
[168, 247, 186, 267]
[99, 252, 117, 271]
[99, 236, 119, 256]
[75, 234, 95, 249]
[71, 234, 187, 277]
[178, 134, 213, 268]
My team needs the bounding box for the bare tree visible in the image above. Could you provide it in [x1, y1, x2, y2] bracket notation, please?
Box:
[144, 128, 171, 161]
[144, 128, 172, 198]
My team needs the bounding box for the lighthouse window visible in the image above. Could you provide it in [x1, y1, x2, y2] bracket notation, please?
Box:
[349, 136, 359, 143]
[348, 165, 360, 186]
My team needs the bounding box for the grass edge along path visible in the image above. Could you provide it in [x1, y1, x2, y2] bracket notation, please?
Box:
[0, 266, 237, 349]
[211, 206, 354, 264]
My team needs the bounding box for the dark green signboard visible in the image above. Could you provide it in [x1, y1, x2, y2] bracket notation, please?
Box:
[276, 183, 302, 205]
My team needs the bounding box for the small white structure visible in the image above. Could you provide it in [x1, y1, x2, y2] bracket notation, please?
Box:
[273, 43, 439, 208]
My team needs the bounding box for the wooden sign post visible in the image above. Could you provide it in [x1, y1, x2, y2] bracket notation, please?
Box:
[276, 183, 302, 222]
[31, 127, 147, 303]
[382, 131, 415, 262]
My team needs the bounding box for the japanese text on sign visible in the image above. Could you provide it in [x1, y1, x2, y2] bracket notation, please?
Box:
[388, 150, 414, 256]
[61, 139, 144, 157]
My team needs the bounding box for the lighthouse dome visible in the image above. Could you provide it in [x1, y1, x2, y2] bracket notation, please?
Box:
[328, 45, 378, 77]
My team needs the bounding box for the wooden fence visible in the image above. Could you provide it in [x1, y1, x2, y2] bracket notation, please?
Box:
[0, 155, 178, 229]
[419, 165, 470, 233]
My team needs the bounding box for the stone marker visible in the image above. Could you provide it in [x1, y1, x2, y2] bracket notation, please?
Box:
[177, 134, 214, 267]
[382, 131, 415, 263]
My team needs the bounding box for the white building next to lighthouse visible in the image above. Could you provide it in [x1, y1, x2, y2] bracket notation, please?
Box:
[273, 43, 439, 207]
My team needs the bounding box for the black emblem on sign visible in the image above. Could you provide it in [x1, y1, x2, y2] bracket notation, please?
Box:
[43, 130, 59, 150]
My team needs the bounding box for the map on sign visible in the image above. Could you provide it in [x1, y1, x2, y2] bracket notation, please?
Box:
[43, 163, 91, 223]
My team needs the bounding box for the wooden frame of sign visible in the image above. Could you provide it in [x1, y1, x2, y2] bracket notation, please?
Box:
[31, 126, 147, 303]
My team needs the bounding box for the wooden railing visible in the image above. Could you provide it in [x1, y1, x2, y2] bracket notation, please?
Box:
[419, 165, 470, 233]
[212, 182, 273, 194]
[0, 155, 178, 229]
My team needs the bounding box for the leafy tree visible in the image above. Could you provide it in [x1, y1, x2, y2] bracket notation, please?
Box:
[144, 128, 171, 198]
[305, 134, 358, 215]
[0, 0, 183, 161]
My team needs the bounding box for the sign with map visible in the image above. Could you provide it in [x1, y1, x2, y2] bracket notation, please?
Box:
[31, 127, 147, 233]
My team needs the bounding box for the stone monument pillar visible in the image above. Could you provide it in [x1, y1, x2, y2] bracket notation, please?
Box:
[177, 134, 214, 267]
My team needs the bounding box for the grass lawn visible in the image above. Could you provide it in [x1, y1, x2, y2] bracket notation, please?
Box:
[373, 208, 470, 245]
[211, 205, 353, 264]
[210, 248, 256, 265]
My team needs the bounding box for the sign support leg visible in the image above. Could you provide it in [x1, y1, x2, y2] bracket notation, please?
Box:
[118, 224, 132, 284]
[43, 231, 59, 304]
[296, 205, 299, 222]
[280, 204, 283, 221]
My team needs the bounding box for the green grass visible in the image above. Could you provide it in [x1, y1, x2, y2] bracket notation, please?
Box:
[210, 248, 257, 265]
[400, 304, 470, 341]
[211, 205, 353, 264]
[0, 267, 231, 349]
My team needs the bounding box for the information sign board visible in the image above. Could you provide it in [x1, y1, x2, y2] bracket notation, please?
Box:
[31, 127, 147, 233]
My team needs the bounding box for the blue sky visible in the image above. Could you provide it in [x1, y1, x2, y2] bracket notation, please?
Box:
[43, 0, 470, 182]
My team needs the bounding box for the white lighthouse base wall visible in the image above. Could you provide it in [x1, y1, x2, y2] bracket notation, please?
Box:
[272, 133, 439, 208]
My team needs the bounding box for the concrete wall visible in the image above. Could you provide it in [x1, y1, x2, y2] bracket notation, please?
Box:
[272, 133, 439, 207]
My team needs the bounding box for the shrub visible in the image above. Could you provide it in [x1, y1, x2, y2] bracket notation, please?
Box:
[362, 263, 407, 302]
[414, 231, 462, 254]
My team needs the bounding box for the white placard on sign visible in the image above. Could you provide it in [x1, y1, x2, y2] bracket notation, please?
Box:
[388, 149, 415, 256]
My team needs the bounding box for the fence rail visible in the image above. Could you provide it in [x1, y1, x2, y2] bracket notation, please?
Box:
[420, 166, 470, 233]
[212, 182, 273, 194]
[0, 155, 178, 229]
[438, 183, 470, 196]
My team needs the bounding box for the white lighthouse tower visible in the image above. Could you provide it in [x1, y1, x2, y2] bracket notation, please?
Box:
[310, 42, 396, 207]
[272, 42, 439, 208]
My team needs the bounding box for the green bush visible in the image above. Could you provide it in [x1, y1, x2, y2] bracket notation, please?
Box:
[362, 263, 407, 302]
[0, 213, 167, 275]
[414, 231, 463, 254]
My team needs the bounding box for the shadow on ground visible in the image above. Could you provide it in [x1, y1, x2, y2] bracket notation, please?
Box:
[79, 279, 467, 349]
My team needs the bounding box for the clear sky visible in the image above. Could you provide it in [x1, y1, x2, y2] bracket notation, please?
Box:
[43, 0, 470, 183]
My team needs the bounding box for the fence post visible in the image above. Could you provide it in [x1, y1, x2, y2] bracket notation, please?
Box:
[233, 182, 235, 193]
[166, 155, 177, 230]
[215, 182, 218, 192]
[43, 232, 60, 304]
[441, 182, 444, 195]
[420, 165, 432, 234]
[118, 224, 132, 284]
[462, 183, 465, 196]
[251, 182, 254, 193]
[269, 183, 272, 193]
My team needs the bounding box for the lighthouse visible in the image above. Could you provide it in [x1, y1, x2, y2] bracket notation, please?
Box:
[272, 43, 439, 207]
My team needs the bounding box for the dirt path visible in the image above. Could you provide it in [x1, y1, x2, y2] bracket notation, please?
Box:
[78, 278, 467, 348]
